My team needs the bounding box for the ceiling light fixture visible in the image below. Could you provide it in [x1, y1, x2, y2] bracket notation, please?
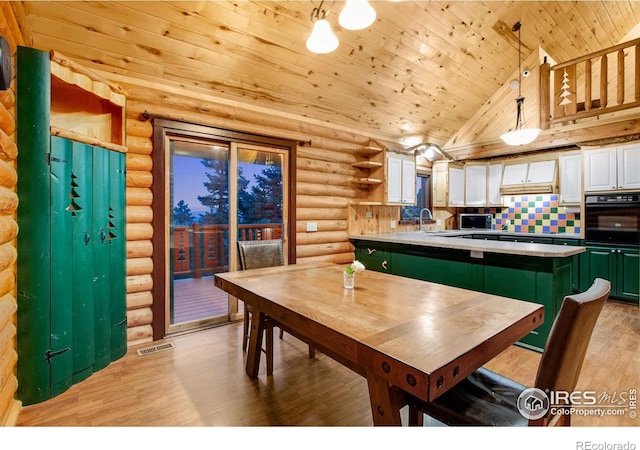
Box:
[500, 22, 541, 147]
[339, 0, 376, 31]
[406, 143, 454, 162]
[306, 1, 339, 54]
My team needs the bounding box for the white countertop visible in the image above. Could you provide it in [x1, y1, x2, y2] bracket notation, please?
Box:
[349, 231, 585, 258]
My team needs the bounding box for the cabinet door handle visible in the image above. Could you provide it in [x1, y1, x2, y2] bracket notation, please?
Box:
[84, 230, 91, 246]
[381, 260, 388, 270]
[368, 248, 377, 255]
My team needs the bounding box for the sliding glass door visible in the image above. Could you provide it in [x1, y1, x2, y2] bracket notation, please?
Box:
[153, 119, 295, 339]
[168, 138, 231, 333]
[164, 138, 289, 334]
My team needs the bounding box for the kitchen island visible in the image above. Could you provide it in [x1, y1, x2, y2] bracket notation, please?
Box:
[350, 231, 586, 351]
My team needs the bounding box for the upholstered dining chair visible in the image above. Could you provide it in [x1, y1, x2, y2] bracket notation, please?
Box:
[408, 278, 611, 427]
[237, 240, 314, 375]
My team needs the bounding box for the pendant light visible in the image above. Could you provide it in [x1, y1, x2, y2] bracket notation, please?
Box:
[306, 1, 339, 54]
[500, 22, 541, 146]
[339, 0, 376, 31]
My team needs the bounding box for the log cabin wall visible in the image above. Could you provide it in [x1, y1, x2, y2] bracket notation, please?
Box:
[117, 77, 400, 345]
[0, 3, 26, 427]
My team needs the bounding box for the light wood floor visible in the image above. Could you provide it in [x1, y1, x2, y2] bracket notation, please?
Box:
[16, 300, 639, 427]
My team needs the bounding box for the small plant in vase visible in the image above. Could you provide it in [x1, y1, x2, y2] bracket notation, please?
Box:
[343, 260, 365, 289]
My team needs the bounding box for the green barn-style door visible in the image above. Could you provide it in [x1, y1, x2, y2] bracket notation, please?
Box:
[16, 46, 127, 405]
[17, 136, 127, 405]
[47, 138, 127, 398]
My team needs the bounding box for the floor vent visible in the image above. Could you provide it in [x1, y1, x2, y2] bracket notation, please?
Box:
[136, 342, 175, 356]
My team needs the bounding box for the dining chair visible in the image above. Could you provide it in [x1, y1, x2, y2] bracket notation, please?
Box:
[237, 240, 315, 375]
[408, 278, 611, 427]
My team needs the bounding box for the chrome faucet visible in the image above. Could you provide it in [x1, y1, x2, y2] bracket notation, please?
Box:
[419, 208, 433, 231]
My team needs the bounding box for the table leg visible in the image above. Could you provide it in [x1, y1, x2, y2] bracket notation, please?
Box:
[246, 307, 266, 378]
[408, 405, 424, 426]
[366, 373, 403, 426]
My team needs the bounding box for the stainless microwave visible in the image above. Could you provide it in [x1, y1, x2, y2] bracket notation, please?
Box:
[459, 213, 493, 230]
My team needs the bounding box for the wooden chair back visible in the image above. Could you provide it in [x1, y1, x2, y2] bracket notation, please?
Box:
[531, 277, 610, 425]
[237, 239, 284, 271]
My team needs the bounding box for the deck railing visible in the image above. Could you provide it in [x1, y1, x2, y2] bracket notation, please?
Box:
[543, 37, 640, 128]
[172, 223, 283, 278]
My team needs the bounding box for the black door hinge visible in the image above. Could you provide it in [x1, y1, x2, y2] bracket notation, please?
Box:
[46, 153, 68, 165]
[45, 347, 70, 363]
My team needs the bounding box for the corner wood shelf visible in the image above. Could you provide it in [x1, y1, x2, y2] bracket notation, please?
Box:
[349, 200, 383, 206]
[348, 177, 383, 185]
[349, 142, 386, 203]
[351, 160, 383, 169]
[355, 145, 384, 156]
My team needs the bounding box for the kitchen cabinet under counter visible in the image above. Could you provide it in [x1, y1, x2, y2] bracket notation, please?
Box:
[579, 245, 639, 304]
[350, 232, 585, 352]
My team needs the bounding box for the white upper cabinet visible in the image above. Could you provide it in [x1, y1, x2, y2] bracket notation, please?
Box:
[386, 156, 402, 203]
[501, 163, 528, 186]
[448, 165, 465, 206]
[617, 144, 640, 189]
[584, 144, 640, 191]
[526, 160, 556, 184]
[500, 160, 556, 195]
[487, 163, 503, 206]
[432, 161, 448, 207]
[584, 147, 617, 191]
[401, 158, 416, 204]
[464, 164, 487, 206]
[386, 154, 416, 204]
[559, 153, 582, 205]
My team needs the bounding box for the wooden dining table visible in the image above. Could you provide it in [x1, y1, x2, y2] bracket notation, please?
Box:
[214, 263, 544, 426]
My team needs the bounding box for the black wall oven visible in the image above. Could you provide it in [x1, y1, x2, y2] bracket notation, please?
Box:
[584, 193, 640, 247]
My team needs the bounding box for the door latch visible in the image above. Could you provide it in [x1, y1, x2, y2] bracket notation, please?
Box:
[45, 347, 70, 364]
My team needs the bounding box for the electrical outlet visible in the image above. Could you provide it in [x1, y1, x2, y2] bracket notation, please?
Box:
[365, 211, 373, 219]
[390, 220, 396, 229]
[306, 222, 318, 232]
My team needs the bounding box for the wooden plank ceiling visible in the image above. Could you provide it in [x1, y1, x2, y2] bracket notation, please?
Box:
[22, 1, 640, 156]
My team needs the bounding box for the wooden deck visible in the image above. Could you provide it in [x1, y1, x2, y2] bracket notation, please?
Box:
[172, 275, 242, 325]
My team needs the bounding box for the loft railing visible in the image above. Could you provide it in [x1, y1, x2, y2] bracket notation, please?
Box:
[172, 223, 283, 278]
[542, 37, 640, 128]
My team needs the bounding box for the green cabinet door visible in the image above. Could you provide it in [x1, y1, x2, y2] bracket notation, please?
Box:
[553, 238, 582, 292]
[482, 255, 571, 351]
[109, 150, 127, 360]
[355, 241, 391, 273]
[69, 140, 97, 385]
[617, 248, 639, 303]
[92, 145, 111, 371]
[391, 249, 483, 291]
[582, 246, 638, 303]
[584, 247, 616, 286]
[49, 137, 75, 397]
[49, 137, 97, 387]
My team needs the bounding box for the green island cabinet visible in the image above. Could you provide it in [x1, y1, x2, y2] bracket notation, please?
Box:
[16, 47, 127, 405]
[354, 238, 574, 352]
[580, 245, 639, 304]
